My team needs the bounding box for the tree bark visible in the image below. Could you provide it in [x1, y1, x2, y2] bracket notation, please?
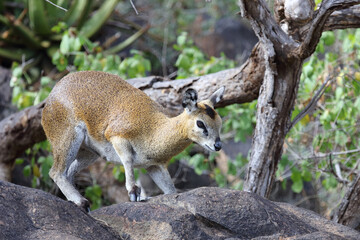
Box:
[325, 5, 360, 30]
[333, 175, 360, 230]
[0, 101, 46, 180]
[241, 0, 360, 197]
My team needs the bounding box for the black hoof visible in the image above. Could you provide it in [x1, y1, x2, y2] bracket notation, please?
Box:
[79, 199, 91, 213]
[129, 185, 141, 202]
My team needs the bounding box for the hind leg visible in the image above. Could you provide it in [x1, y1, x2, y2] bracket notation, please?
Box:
[67, 147, 99, 184]
[49, 124, 89, 210]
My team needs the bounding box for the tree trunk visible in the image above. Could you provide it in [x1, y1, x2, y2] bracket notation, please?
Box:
[333, 175, 360, 230]
[240, 0, 360, 197]
[244, 58, 304, 196]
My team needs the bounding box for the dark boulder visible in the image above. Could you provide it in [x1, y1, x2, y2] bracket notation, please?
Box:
[1, 180, 359, 240]
[0, 181, 121, 240]
[92, 187, 360, 240]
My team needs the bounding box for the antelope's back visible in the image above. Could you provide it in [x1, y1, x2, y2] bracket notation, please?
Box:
[42, 71, 162, 142]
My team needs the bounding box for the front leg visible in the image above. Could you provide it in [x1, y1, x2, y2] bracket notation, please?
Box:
[110, 136, 141, 202]
[146, 165, 176, 194]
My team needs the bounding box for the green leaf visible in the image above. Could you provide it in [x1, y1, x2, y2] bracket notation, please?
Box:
[291, 168, 302, 182]
[52, 51, 68, 71]
[316, 41, 324, 53]
[302, 170, 312, 182]
[322, 175, 338, 190]
[28, 0, 51, 35]
[177, 32, 187, 47]
[303, 64, 313, 77]
[74, 37, 82, 51]
[175, 54, 191, 70]
[23, 165, 31, 177]
[79, 0, 119, 38]
[335, 87, 343, 100]
[214, 168, 226, 187]
[335, 131, 348, 146]
[227, 161, 237, 176]
[354, 97, 360, 112]
[40, 77, 52, 87]
[37, 156, 46, 164]
[64, 0, 89, 27]
[12, 66, 23, 78]
[74, 52, 85, 67]
[15, 158, 24, 165]
[322, 32, 335, 46]
[291, 179, 303, 193]
[60, 34, 70, 54]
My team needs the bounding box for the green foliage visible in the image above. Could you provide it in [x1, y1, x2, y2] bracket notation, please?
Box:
[219, 102, 257, 143]
[171, 145, 216, 175]
[52, 29, 151, 79]
[113, 166, 126, 183]
[169, 32, 256, 188]
[227, 153, 249, 190]
[0, 0, 119, 61]
[113, 165, 141, 184]
[15, 141, 53, 190]
[85, 184, 103, 210]
[174, 32, 235, 79]
[284, 29, 360, 195]
[10, 63, 55, 109]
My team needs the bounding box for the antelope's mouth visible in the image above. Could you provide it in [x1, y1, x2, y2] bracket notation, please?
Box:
[204, 144, 215, 152]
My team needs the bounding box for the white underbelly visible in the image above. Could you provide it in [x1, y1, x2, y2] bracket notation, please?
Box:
[83, 133, 121, 163]
[82, 133, 152, 168]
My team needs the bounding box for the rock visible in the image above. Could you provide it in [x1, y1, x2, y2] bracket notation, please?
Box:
[92, 187, 360, 240]
[1, 181, 359, 240]
[190, 16, 258, 62]
[0, 181, 121, 240]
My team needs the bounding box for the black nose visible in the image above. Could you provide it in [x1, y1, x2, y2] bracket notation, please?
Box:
[214, 138, 222, 151]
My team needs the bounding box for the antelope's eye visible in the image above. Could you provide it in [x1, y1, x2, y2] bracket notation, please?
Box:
[196, 120, 205, 129]
[196, 120, 208, 136]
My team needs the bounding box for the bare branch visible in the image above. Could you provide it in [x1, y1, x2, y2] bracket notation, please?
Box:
[325, 5, 360, 30]
[292, 149, 360, 161]
[287, 75, 332, 132]
[129, 0, 139, 15]
[335, 163, 347, 183]
[238, 0, 298, 55]
[45, 0, 68, 12]
[328, 154, 349, 184]
[297, 0, 360, 58]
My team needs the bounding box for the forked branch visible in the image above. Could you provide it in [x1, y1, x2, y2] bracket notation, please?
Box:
[297, 0, 360, 58]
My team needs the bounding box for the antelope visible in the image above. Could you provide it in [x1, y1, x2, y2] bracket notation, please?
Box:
[41, 71, 225, 211]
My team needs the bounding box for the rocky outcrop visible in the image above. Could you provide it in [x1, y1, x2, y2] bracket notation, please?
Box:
[1, 180, 359, 240]
[92, 187, 360, 240]
[0, 181, 121, 240]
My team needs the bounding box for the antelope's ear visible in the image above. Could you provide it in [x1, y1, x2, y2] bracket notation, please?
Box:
[182, 88, 198, 112]
[209, 86, 225, 106]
